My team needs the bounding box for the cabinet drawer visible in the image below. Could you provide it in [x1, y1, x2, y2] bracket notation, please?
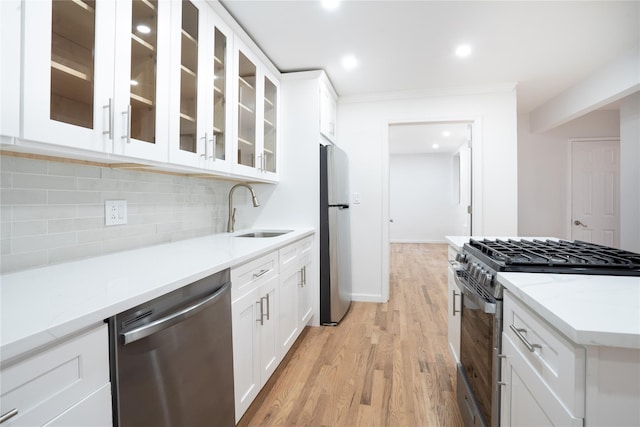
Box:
[503, 291, 585, 416]
[231, 251, 278, 301]
[0, 324, 110, 427]
[279, 236, 313, 271]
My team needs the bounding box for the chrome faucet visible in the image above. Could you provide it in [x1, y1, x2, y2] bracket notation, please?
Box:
[227, 183, 260, 232]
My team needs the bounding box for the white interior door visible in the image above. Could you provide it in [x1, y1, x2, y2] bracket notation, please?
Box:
[571, 138, 620, 247]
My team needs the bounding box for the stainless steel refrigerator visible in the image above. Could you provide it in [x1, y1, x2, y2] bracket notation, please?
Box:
[320, 144, 352, 325]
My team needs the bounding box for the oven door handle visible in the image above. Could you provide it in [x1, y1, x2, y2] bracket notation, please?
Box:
[454, 273, 496, 314]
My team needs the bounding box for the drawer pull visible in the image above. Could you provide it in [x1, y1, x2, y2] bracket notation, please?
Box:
[510, 324, 542, 352]
[253, 269, 269, 279]
[0, 408, 18, 424]
[452, 290, 461, 315]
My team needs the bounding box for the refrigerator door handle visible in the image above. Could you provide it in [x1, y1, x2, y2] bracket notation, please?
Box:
[329, 204, 350, 209]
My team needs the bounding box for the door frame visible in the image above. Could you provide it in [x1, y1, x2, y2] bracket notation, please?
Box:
[381, 116, 482, 303]
[566, 137, 620, 243]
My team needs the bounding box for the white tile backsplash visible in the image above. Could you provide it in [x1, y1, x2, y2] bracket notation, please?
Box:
[0, 154, 250, 273]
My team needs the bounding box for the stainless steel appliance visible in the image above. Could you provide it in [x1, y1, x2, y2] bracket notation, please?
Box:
[109, 269, 235, 427]
[453, 239, 640, 427]
[320, 144, 352, 325]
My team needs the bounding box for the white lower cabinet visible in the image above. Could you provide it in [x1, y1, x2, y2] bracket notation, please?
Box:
[231, 236, 315, 423]
[231, 251, 279, 423]
[0, 324, 112, 427]
[501, 333, 583, 427]
[447, 244, 462, 363]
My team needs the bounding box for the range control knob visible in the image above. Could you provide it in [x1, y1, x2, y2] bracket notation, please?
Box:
[485, 273, 494, 287]
[455, 253, 467, 263]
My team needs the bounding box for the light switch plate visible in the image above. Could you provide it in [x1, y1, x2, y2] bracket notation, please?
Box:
[105, 200, 127, 226]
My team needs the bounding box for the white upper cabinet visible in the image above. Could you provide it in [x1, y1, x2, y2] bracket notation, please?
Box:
[1, 1, 21, 139]
[112, 0, 171, 162]
[233, 37, 279, 181]
[15, 0, 280, 181]
[22, 0, 116, 152]
[319, 75, 337, 142]
[168, 0, 233, 173]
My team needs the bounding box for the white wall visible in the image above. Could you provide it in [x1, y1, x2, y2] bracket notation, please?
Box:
[518, 110, 620, 239]
[390, 153, 459, 243]
[338, 88, 518, 302]
[619, 93, 640, 252]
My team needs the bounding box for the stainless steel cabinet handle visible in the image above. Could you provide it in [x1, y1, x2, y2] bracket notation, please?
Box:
[265, 292, 270, 321]
[298, 269, 303, 287]
[452, 290, 461, 316]
[103, 98, 113, 140]
[253, 269, 269, 279]
[257, 154, 263, 172]
[509, 324, 542, 352]
[574, 219, 588, 228]
[121, 105, 131, 144]
[121, 282, 230, 344]
[303, 266, 307, 286]
[201, 132, 208, 158]
[210, 134, 216, 160]
[257, 297, 264, 326]
[0, 408, 18, 424]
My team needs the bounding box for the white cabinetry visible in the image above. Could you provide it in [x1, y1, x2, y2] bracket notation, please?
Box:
[233, 37, 279, 181]
[0, 1, 21, 140]
[231, 251, 279, 423]
[501, 290, 585, 426]
[278, 236, 313, 357]
[230, 236, 314, 423]
[319, 75, 337, 142]
[21, 0, 116, 154]
[168, 0, 234, 173]
[447, 244, 462, 363]
[0, 324, 111, 427]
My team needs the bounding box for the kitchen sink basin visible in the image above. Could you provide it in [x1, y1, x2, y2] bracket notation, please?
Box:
[235, 230, 293, 238]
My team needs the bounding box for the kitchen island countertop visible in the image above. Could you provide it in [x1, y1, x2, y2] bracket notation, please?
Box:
[1, 228, 314, 364]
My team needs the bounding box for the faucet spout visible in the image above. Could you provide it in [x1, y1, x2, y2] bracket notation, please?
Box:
[227, 183, 260, 233]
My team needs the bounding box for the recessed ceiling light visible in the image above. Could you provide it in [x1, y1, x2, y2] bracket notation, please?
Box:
[342, 55, 358, 70]
[455, 44, 472, 58]
[136, 24, 151, 34]
[442, 131, 451, 137]
[432, 143, 440, 149]
[321, 0, 340, 10]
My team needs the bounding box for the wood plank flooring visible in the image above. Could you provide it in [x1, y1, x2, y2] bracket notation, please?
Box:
[237, 243, 464, 427]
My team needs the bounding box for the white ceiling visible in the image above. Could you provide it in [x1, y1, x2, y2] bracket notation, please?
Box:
[220, 0, 639, 114]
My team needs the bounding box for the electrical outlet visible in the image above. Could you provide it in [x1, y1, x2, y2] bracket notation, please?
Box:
[105, 200, 127, 226]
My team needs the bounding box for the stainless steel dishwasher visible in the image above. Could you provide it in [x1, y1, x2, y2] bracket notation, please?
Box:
[108, 269, 234, 427]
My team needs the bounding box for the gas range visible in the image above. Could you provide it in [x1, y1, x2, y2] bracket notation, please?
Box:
[456, 238, 640, 300]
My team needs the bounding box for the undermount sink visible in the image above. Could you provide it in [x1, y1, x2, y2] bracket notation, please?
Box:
[235, 230, 293, 238]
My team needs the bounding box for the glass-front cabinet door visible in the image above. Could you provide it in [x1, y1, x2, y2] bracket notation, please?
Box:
[112, 0, 170, 162]
[262, 74, 278, 175]
[235, 46, 258, 174]
[169, 0, 232, 172]
[22, 0, 116, 152]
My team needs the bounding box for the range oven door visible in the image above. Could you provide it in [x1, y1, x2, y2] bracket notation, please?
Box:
[455, 273, 502, 427]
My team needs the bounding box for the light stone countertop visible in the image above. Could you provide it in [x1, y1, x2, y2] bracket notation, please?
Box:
[0, 228, 314, 364]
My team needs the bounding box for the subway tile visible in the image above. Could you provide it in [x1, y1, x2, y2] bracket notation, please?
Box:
[49, 242, 103, 265]
[1, 172, 12, 188]
[12, 220, 48, 237]
[0, 156, 48, 174]
[12, 205, 77, 221]
[48, 161, 101, 178]
[1, 222, 10, 239]
[1, 189, 47, 205]
[0, 206, 12, 223]
[75, 204, 104, 218]
[13, 173, 77, 190]
[48, 217, 103, 233]
[1, 250, 49, 273]
[77, 177, 122, 192]
[1, 238, 10, 255]
[12, 232, 77, 254]
[48, 190, 101, 205]
[77, 228, 105, 244]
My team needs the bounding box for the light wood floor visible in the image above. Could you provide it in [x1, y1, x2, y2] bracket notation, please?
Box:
[238, 243, 464, 427]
